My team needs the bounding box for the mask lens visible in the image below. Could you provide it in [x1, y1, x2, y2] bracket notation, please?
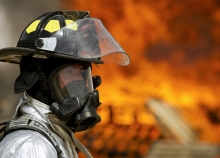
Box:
[55, 63, 93, 100]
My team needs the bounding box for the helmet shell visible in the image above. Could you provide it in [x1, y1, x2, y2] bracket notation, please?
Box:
[0, 10, 130, 65]
[0, 11, 102, 64]
[17, 11, 90, 49]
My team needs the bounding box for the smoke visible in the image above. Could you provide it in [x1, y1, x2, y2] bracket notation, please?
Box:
[0, 0, 62, 120]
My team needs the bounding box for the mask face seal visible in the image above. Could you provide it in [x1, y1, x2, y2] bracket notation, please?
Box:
[49, 62, 94, 102]
[49, 62, 101, 132]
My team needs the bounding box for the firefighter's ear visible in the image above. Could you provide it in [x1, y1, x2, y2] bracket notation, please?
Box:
[92, 75, 101, 89]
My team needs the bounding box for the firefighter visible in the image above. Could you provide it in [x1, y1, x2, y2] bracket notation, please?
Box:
[0, 11, 130, 158]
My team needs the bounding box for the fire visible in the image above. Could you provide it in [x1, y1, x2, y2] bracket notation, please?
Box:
[63, 0, 220, 151]
[62, 0, 220, 102]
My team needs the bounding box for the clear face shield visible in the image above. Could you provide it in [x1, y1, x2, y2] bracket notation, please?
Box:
[37, 18, 130, 66]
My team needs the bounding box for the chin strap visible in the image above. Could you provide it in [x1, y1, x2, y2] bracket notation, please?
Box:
[35, 59, 51, 95]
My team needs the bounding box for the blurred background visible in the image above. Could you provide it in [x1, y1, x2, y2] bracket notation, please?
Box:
[1, 0, 220, 157]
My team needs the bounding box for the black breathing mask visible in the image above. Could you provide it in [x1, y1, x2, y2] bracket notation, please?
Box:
[49, 62, 102, 132]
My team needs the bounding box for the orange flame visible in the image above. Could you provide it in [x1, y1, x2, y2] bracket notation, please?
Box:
[63, 0, 220, 143]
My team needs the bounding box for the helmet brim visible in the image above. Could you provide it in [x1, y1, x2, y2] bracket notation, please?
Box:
[0, 47, 104, 64]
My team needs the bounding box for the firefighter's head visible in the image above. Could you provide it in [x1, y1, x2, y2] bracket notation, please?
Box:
[0, 11, 130, 132]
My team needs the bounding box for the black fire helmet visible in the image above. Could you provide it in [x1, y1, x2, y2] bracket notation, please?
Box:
[0, 11, 130, 95]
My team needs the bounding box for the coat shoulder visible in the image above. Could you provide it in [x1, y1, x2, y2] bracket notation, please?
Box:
[0, 129, 57, 158]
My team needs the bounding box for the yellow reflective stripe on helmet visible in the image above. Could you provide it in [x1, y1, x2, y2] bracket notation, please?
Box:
[44, 20, 60, 33]
[26, 20, 41, 34]
[65, 20, 73, 25]
[67, 22, 78, 31]
[66, 20, 78, 31]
